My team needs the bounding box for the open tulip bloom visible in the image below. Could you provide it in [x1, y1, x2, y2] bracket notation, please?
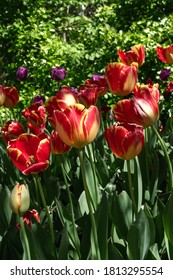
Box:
[53, 104, 100, 148]
[7, 133, 50, 175]
[155, 44, 173, 64]
[118, 44, 145, 67]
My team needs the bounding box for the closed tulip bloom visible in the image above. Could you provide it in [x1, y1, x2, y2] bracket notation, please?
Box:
[10, 183, 30, 216]
[77, 88, 99, 107]
[134, 83, 160, 102]
[50, 130, 71, 154]
[106, 62, 138, 96]
[53, 104, 100, 148]
[155, 44, 173, 64]
[2, 120, 26, 143]
[113, 93, 159, 128]
[3, 86, 19, 108]
[7, 133, 50, 175]
[16, 66, 28, 81]
[104, 123, 144, 160]
[52, 67, 66, 81]
[0, 85, 6, 106]
[118, 44, 145, 67]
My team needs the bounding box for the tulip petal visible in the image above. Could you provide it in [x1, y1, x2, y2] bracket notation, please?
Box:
[36, 138, 50, 162]
[23, 161, 49, 175]
[7, 147, 28, 172]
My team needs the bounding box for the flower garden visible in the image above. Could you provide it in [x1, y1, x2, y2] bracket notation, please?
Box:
[0, 42, 173, 260]
[0, 1, 173, 261]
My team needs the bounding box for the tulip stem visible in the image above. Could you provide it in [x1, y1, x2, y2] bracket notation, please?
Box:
[78, 149, 101, 260]
[126, 160, 137, 218]
[34, 174, 55, 244]
[19, 215, 31, 260]
[151, 124, 173, 190]
[60, 161, 81, 258]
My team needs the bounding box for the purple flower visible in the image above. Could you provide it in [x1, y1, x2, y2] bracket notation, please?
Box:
[92, 74, 105, 81]
[16, 66, 28, 81]
[52, 67, 66, 81]
[160, 68, 171, 81]
[32, 95, 45, 104]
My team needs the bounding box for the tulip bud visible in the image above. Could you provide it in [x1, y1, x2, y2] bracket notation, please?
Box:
[10, 183, 30, 216]
[16, 66, 28, 81]
[52, 67, 66, 81]
[160, 68, 171, 81]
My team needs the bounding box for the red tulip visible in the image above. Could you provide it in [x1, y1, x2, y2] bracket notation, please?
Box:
[134, 83, 160, 102]
[118, 44, 145, 67]
[45, 86, 78, 126]
[77, 88, 99, 107]
[113, 93, 159, 128]
[50, 130, 71, 154]
[53, 104, 100, 148]
[17, 209, 40, 229]
[3, 86, 19, 108]
[22, 102, 47, 132]
[1, 120, 26, 143]
[0, 85, 6, 106]
[104, 122, 144, 160]
[155, 44, 173, 64]
[79, 75, 108, 97]
[106, 62, 138, 96]
[7, 133, 50, 175]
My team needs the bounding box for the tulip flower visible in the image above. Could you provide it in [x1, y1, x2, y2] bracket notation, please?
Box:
[53, 104, 100, 148]
[118, 44, 145, 67]
[1, 120, 26, 143]
[3, 86, 19, 108]
[22, 102, 47, 132]
[113, 93, 159, 128]
[50, 130, 71, 154]
[7, 133, 50, 175]
[134, 83, 160, 102]
[45, 86, 78, 126]
[52, 66, 66, 81]
[32, 94, 45, 104]
[0, 85, 6, 106]
[16, 209, 40, 229]
[105, 62, 138, 96]
[79, 75, 108, 97]
[77, 88, 99, 107]
[155, 44, 173, 64]
[10, 183, 30, 216]
[159, 68, 171, 81]
[104, 122, 144, 160]
[16, 66, 28, 81]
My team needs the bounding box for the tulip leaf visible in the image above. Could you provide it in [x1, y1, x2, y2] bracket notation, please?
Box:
[0, 185, 12, 235]
[58, 223, 69, 260]
[110, 191, 132, 239]
[163, 191, 173, 246]
[133, 157, 143, 211]
[127, 209, 151, 260]
[108, 241, 124, 260]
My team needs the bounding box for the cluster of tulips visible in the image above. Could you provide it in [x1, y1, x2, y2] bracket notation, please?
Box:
[0, 42, 173, 260]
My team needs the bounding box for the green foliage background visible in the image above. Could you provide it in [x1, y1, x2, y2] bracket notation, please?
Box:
[0, 0, 173, 104]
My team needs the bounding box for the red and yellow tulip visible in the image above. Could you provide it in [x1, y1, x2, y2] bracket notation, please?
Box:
[155, 44, 173, 64]
[113, 92, 159, 128]
[3, 86, 19, 108]
[2, 120, 26, 143]
[118, 44, 145, 67]
[50, 130, 71, 154]
[53, 104, 100, 148]
[7, 133, 50, 175]
[104, 122, 144, 160]
[105, 62, 138, 96]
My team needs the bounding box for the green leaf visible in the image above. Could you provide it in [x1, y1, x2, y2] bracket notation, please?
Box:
[110, 191, 133, 239]
[58, 223, 69, 260]
[127, 209, 151, 260]
[163, 191, 173, 246]
[108, 241, 124, 260]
